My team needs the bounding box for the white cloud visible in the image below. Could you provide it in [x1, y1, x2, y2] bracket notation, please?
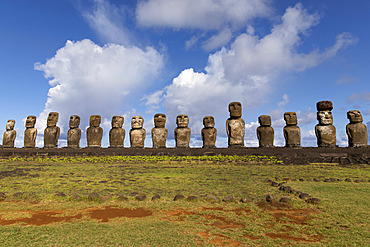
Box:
[144, 4, 356, 140]
[347, 92, 370, 103]
[34, 39, 163, 147]
[202, 28, 232, 51]
[335, 74, 356, 85]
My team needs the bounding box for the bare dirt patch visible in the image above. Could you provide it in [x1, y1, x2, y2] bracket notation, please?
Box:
[87, 206, 152, 222]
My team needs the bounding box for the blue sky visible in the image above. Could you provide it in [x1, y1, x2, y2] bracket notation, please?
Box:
[0, 0, 369, 148]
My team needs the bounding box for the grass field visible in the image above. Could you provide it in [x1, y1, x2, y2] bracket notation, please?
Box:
[0, 156, 369, 246]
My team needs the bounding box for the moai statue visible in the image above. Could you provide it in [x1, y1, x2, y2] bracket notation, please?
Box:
[346, 110, 368, 147]
[87, 115, 103, 148]
[109, 116, 125, 148]
[130, 116, 145, 148]
[67, 115, 81, 148]
[44, 112, 60, 148]
[2, 120, 16, 148]
[257, 115, 274, 147]
[315, 101, 336, 147]
[201, 116, 217, 148]
[174, 115, 191, 148]
[226, 102, 245, 147]
[151, 113, 167, 148]
[283, 112, 301, 147]
[24, 116, 37, 148]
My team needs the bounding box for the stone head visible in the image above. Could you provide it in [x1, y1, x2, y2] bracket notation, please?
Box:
[316, 101, 333, 111]
[47, 112, 59, 127]
[6, 120, 15, 130]
[176, 115, 189, 128]
[317, 111, 333, 125]
[25, 116, 36, 128]
[203, 116, 215, 128]
[131, 116, 144, 129]
[284, 112, 297, 126]
[112, 116, 124, 128]
[347, 110, 363, 123]
[154, 113, 166, 128]
[69, 115, 80, 128]
[90, 115, 101, 127]
[228, 102, 242, 118]
[258, 115, 271, 126]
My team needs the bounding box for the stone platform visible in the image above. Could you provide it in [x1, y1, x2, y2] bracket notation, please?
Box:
[0, 146, 369, 165]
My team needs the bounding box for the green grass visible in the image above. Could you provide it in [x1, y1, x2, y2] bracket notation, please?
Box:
[0, 156, 369, 246]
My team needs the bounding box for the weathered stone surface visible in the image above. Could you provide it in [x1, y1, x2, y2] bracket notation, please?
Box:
[44, 112, 60, 148]
[87, 115, 103, 148]
[151, 194, 161, 201]
[315, 101, 336, 147]
[222, 196, 235, 202]
[279, 197, 291, 203]
[205, 194, 220, 203]
[135, 194, 147, 201]
[202, 116, 217, 148]
[283, 112, 301, 147]
[299, 193, 309, 199]
[226, 102, 245, 147]
[307, 197, 321, 204]
[175, 115, 191, 148]
[2, 120, 16, 148]
[109, 116, 125, 148]
[187, 195, 198, 201]
[152, 113, 167, 148]
[88, 192, 101, 201]
[173, 194, 185, 201]
[24, 116, 37, 148]
[346, 110, 368, 147]
[257, 115, 274, 147]
[265, 194, 274, 202]
[67, 115, 81, 148]
[130, 116, 145, 148]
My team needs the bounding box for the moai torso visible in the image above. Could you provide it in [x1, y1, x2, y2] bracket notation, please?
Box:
[315, 101, 336, 147]
[175, 115, 191, 148]
[283, 112, 301, 147]
[202, 116, 217, 148]
[24, 116, 37, 148]
[346, 110, 368, 147]
[3, 120, 16, 148]
[44, 112, 60, 148]
[257, 115, 274, 147]
[130, 116, 145, 148]
[67, 115, 81, 148]
[87, 115, 103, 148]
[226, 102, 245, 147]
[109, 116, 125, 147]
[152, 114, 167, 148]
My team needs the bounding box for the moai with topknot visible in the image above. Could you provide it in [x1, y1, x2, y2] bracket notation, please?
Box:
[283, 112, 301, 147]
[257, 115, 274, 147]
[24, 116, 37, 148]
[44, 112, 60, 148]
[87, 115, 103, 148]
[226, 102, 245, 147]
[109, 116, 125, 148]
[202, 116, 217, 148]
[2, 120, 16, 148]
[315, 101, 336, 147]
[175, 115, 191, 148]
[346, 110, 368, 147]
[67, 115, 81, 148]
[130, 116, 145, 148]
[151, 113, 167, 148]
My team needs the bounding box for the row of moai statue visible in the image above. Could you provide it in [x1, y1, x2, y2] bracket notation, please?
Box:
[1, 101, 368, 148]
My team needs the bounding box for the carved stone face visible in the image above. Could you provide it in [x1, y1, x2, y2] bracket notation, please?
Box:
[6, 120, 15, 130]
[203, 116, 215, 128]
[25, 116, 36, 128]
[69, 115, 80, 128]
[47, 112, 59, 127]
[284, 112, 297, 126]
[347, 110, 363, 123]
[154, 113, 166, 128]
[112, 116, 124, 128]
[131, 116, 144, 129]
[90, 115, 101, 127]
[229, 102, 242, 118]
[258, 115, 271, 126]
[317, 111, 333, 125]
[176, 115, 189, 128]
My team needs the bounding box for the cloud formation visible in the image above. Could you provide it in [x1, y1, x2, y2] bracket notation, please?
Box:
[34, 39, 163, 144]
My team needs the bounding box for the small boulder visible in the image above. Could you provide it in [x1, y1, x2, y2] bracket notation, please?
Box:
[299, 178, 304, 182]
[279, 197, 291, 203]
[187, 196, 198, 202]
[240, 198, 250, 203]
[271, 181, 279, 187]
[117, 195, 129, 201]
[345, 178, 352, 182]
[307, 197, 321, 205]
[72, 194, 81, 200]
[55, 192, 67, 197]
[265, 194, 274, 203]
[135, 194, 147, 201]
[173, 195, 185, 201]
[205, 194, 220, 203]
[222, 196, 235, 203]
[299, 193, 310, 199]
[324, 179, 330, 182]
[313, 178, 320, 182]
[151, 194, 161, 201]
[88, 192, 101, 201]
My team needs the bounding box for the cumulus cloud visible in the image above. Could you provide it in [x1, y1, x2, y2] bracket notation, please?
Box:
[335, 74, 356, 85]
[202, 28, 232, 51]
[144, 4, 356, 140]
[34, 39, 163, 146]
[347, 92, 370, 103]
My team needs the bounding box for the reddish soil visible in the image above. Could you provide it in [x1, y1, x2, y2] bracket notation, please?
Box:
[87, 206, 152, 222]
[196, 231, 242, 246]
[0, 211, 82, 226]
[265, 232, 323, 242]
